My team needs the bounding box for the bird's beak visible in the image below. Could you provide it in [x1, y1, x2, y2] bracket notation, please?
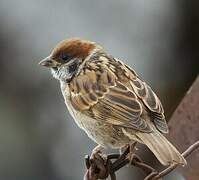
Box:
[38, 56, 57, 68]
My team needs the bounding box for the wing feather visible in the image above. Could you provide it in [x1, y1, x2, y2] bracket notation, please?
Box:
[69, 55, 168, 133]
[70, 65, 152, 132]
[114, 58, 169, 133]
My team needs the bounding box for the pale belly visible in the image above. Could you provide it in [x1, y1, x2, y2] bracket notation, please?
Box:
[67, 98, 131, 148]
[60, 82, 132, 149]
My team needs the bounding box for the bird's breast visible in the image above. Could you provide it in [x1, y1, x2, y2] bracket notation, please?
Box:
[60, 81, 98, 132]
[60, 81, 131, 148]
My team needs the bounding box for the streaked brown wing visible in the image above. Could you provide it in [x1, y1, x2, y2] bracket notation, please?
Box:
[113, 59, 168, 133]
[69, 66, 152, 133]
[130, 78, 168, 133]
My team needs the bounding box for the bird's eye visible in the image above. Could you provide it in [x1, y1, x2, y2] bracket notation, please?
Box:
[61, 54, 72, 62]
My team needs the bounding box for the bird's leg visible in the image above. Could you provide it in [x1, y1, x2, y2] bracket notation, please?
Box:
[128, 142, 137, 164]
[120, 142, 138, 164]
[120, 144, 130, 155]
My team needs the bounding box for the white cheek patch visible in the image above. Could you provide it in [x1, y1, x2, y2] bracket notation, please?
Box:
[51, 58, 81, 81]
[51, 63, 75, 82]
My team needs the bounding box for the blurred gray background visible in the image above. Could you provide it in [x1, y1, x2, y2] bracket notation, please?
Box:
[0, 0, 198, 180]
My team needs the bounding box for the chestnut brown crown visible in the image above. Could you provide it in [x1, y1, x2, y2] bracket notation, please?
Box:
[52, 38, 97, 62]
[39, 38, 100, 68]
[39, 38, 103, 82]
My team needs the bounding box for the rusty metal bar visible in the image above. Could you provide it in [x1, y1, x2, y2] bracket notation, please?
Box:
[167, 75, 199, 180]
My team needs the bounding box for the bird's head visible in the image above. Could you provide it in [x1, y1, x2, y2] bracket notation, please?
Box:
[39, 38, 102, 82]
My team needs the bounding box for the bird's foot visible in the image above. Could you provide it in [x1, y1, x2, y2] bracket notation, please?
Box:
[92, 145, 104, 155]
[91, 145, 108, 165]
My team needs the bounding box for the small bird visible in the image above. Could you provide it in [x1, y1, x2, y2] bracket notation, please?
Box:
[39, 38, 186, 166]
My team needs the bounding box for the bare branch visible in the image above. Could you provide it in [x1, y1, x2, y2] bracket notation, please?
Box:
[152, 140, 199, 180]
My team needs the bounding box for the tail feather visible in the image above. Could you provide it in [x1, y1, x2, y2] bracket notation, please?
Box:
[136, 131, 186, 166]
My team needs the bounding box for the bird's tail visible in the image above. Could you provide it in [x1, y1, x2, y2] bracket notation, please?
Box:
[135, 130, 186, 166]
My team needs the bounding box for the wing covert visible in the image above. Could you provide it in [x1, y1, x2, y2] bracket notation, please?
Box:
[69, 66, 152, 133]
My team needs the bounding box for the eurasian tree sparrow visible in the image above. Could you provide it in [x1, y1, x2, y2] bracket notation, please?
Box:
[39, 38, 186, 166]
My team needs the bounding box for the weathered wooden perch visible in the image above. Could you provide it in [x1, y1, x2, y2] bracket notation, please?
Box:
[83, 75, 199, 180]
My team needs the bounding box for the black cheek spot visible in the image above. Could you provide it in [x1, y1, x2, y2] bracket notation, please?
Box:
[69, 62, 78, 74]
